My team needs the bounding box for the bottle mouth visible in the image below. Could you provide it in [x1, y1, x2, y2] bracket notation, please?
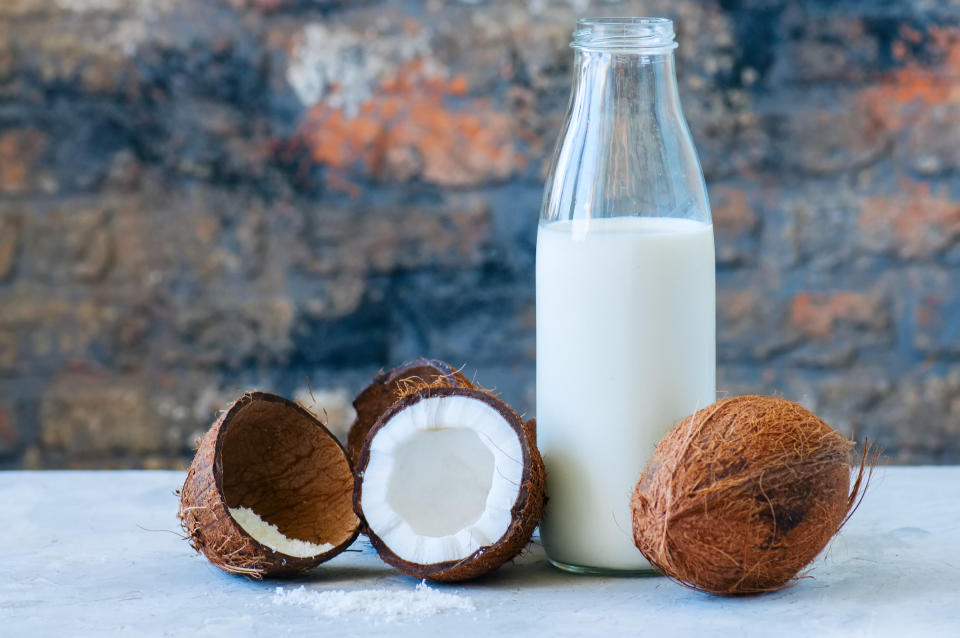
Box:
[571, 17, 677, 52]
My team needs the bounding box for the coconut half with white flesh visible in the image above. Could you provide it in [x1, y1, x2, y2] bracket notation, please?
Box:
[178, 392, 360, 577]
[354, 386, 545, 581]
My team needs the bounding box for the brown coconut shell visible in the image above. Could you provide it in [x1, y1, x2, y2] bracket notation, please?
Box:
[178, 392, 360, 577]
[631, 395, 871, 596]
[353, 386, 546, 582]
[346, 359, 473, 465]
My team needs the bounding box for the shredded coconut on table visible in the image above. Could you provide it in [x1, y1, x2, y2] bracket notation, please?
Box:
[272, 581, 476, 619]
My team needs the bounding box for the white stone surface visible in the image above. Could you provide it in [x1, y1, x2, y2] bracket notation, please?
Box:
[1, 467, 957, 637]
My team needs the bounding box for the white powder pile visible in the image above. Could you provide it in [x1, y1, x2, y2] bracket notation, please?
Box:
[272, 581, 476, 619]
[228, 506, 333, 558]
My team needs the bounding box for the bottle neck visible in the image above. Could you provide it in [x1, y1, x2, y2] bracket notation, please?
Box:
[541, 42, 708, 223]
[570, 48, 681, 120]
[540, 18, 710, 223]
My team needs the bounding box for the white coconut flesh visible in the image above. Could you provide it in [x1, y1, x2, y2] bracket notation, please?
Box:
[227, 506, 334, 558]
[360, 395, 524, 566]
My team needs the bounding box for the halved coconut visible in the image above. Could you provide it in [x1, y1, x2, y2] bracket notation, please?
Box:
[347, 359, 473, 464]
[353, 386, 545, 581]
[178, 392, 360, 577]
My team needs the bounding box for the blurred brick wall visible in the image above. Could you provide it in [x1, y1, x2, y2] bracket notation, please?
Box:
[1, 0, 958, 468]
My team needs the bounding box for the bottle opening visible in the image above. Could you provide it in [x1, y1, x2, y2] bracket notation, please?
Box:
[571, 17, 676, 51]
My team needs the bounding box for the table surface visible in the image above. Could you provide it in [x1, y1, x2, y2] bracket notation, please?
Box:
[1, 467, 958, 637]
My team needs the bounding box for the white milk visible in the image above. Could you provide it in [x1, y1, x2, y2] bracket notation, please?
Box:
[536, 216, 716, 571]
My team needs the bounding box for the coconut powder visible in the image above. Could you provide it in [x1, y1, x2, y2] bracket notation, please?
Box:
[272, 581, 476, 619]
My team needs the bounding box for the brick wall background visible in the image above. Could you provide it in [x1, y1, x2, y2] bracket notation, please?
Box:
[1, 0, 959, 468]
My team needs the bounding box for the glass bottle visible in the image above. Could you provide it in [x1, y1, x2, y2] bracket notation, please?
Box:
[536, 17, 715, 574]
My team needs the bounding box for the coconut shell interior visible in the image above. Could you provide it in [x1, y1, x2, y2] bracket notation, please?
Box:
[218, 397, 358, 547]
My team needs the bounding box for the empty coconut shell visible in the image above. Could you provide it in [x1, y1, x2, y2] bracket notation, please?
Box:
[178, 392, 360, 577]
[347, 359, 473, 464]
[631, 395, 870, 595]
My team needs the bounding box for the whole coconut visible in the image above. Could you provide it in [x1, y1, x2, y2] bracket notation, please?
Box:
[631, 396, 869, 595]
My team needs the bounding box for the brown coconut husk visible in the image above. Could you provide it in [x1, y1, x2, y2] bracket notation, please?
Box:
[631, 395, 873, 596]
[353, 385, 546, 581]
[178, 392, 360, 577]
[346, 359, 473, 464]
